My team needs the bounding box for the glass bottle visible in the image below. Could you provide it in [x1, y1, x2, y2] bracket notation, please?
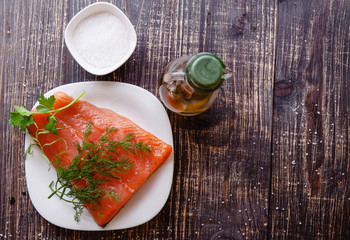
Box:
[159, 52, 232, 116]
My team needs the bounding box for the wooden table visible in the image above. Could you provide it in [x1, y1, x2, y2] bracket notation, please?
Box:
[1, 0, 349, 239]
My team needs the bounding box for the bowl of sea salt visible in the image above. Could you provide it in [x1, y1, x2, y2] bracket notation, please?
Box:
[65, 2, 137, 75]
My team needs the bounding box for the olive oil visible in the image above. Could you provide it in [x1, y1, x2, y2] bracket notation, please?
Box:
[159, 53, 232, 116]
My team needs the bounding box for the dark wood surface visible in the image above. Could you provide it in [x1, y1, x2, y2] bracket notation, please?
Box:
[1, 0, 349, 239]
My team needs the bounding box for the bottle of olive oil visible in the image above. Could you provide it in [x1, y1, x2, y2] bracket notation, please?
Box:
[159, 52, 232, 116]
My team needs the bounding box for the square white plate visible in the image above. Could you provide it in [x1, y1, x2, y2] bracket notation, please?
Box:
[25, 82, 174, 230]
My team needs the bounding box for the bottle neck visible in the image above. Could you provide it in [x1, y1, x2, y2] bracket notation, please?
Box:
[185, 53, 231, 93]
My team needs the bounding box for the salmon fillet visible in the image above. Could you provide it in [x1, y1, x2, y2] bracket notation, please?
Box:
[27, 92, 173, 227]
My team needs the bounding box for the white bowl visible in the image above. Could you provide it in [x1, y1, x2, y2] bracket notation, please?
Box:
[65, 2, 137, 75]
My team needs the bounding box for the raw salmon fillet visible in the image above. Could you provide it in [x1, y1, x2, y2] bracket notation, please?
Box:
[27, 92, 172, 227]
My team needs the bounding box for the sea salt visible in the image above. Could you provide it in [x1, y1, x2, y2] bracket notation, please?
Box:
[72, 12, 130, 69]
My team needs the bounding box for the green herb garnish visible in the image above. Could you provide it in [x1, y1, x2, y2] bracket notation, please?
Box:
[48, 121, 151, 222]
[10, 92, 85, 163]
[9, 91, 85, 133]
[9, 92, 152, 222]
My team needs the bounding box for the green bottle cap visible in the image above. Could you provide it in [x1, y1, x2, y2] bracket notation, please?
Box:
[186, 53, 226, 92]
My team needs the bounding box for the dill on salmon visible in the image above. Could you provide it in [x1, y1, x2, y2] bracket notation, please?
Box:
[10, 91, 172, 226]
[48, 121, 151, 222]
[9, 93, 151, 222]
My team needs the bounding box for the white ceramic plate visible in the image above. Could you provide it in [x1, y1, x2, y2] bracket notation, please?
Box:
[65, 2, 137, 75]
[25, 82, 174, 231]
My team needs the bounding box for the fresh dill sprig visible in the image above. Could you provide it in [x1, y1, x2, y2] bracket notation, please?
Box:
[9, 91, 85, 134]
[9, 92, 152, 222]
[48, 121, 152, 222]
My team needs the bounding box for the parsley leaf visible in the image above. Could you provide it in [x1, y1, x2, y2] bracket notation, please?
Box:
[45, 115, 59, 135]
[9, 111, 34, 131]
[9, 91, 85, 134]
[13, 105, 33, 116]
[37, 94, 56, 113]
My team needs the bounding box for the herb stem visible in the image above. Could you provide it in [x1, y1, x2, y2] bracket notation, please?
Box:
[32, 90, 86, 116]
[11, 92, 152, 223]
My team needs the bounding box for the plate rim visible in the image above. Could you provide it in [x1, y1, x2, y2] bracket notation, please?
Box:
[24, 81, 174, 231]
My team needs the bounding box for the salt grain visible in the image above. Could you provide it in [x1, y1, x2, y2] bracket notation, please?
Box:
[72, 12, 130, 69]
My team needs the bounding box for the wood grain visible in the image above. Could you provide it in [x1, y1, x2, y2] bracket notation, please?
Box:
[1, 0, 349, 239]
[270, 0, 350, 239]
[1, 1, 69, 239]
